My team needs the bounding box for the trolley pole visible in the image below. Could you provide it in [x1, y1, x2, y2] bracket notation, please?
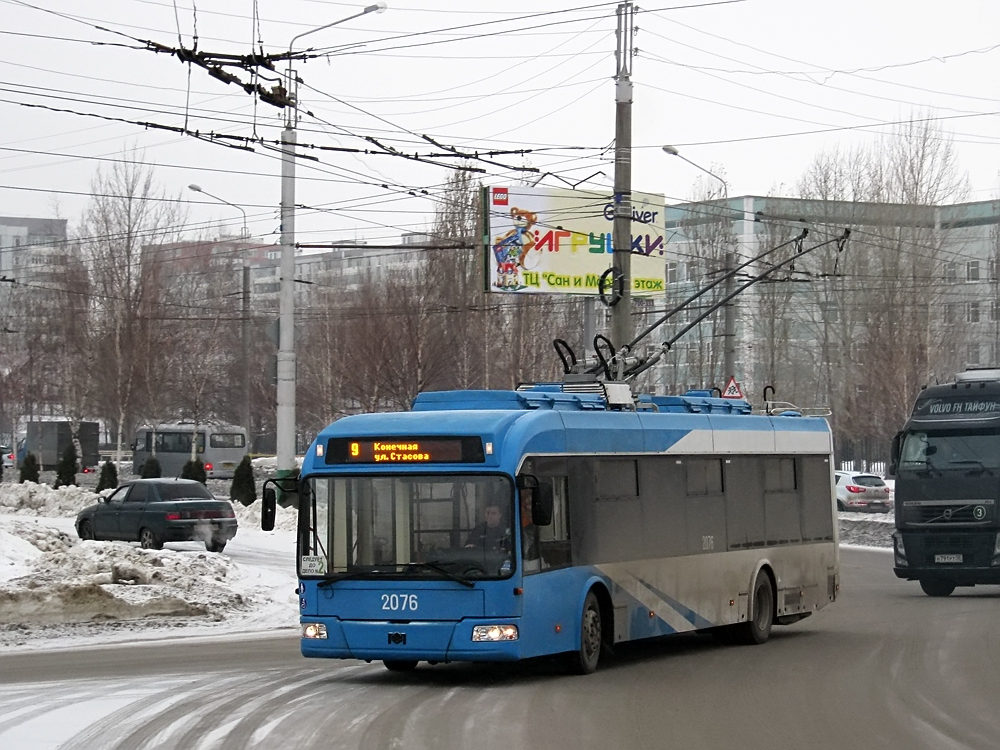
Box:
[610, 1, 636, 362]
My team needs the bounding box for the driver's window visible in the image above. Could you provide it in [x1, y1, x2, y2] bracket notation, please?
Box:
[527, 476, 572, 574]
[901, 433, 929, 464]
[107, 486, 129, 503]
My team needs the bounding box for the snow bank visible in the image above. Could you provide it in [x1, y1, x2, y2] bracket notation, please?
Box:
[0, 541, 245, 626]
[0, 518, 250, 626]
[231, 498, 298, 532]
[0, 483, 298, 649]
[839, 511, 894, 548]
[0, 481, 99, 517]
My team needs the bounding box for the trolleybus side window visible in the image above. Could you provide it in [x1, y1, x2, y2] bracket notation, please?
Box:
[683, 458, 727, 554]
[800, 455, 835, 542]
[764, 457, 802, 545]
[638, 456, 687, 558]
[534, 476, 571, 570]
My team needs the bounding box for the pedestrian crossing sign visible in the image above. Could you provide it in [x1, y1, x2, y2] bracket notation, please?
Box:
[722, 377, 744, 399]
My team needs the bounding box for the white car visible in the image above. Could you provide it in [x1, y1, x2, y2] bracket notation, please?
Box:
[834, 471, 893, 513]
[1, 445, 13, 471]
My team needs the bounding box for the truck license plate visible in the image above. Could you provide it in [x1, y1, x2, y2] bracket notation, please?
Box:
[934, 554, 962, 564]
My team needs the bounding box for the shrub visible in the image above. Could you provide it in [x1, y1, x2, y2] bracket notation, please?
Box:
[230, 454, 256, 506]
[141, 456, 161, 478]
[19, 453, 40, 483]
[96, 461, 119, 492]
[181, 459, 207, 484]
[54, 443, 78, 488]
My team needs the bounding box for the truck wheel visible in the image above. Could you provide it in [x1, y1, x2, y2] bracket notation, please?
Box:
[919, 579, 955, 597]
[139, 528, 163, 550]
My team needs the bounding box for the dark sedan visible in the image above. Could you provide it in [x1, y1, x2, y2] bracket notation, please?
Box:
[76, 478, 238, 553]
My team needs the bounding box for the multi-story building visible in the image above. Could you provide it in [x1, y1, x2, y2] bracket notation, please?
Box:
[658, 195, 1000, 464]
[0, 217, 69, 280]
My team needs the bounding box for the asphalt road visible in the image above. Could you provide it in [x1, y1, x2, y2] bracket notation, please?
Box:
[2, 547, 999, 750]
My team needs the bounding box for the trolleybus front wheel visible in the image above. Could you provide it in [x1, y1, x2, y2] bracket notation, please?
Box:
[736, 570, 774, 645]
[919, 579, 955, 597]
[383, 660, 418, 672]
[567, 590, 603, 675]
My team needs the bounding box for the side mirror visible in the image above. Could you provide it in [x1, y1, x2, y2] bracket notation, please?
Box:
[262, 487, 276, 532]
[888, 432, 902, 477]
[532, 484, 554, 527]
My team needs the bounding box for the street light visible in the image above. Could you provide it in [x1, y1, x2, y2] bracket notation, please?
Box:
[662, 145, 728, 197]
[187, 183, 252, 450]
[662, 145, 737, 383]
[275, 3, 388, 488]
[188, 184, 249, 239]
[285, 2, 387, 107]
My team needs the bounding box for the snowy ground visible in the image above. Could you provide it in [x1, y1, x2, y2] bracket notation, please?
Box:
[0, 469, 300, 652]
[0, 473, 893, 652]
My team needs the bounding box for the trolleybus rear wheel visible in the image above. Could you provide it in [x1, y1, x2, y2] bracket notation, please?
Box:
[567, 590, 603, 675]
[383, 660, 418, 672]
[736, 570, 774, 645]
[919, 579, 955, 597]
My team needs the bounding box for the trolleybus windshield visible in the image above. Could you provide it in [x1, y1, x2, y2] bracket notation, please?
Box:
[300, 474, 515, 581]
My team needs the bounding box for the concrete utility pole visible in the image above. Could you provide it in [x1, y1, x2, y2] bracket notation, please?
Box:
[277, 3, 387, 485]
[661, 146, 735, 381]
[609, 1, 635, 359]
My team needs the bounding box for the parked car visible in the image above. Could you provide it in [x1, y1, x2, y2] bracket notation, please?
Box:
[834, 470, 893, 513]
[1, 445, 14, 470]
[75, 478, 238, 552]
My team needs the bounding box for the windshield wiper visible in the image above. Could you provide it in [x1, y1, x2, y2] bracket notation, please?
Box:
[947, 459, 993, 475]
[400, 562, 476, 588]
[316, 571, 378, 588]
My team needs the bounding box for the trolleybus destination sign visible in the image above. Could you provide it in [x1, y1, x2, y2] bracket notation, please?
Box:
[325, 437, 486, 464]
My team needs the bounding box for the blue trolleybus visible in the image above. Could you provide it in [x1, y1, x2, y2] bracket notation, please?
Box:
[268, 385, 839, 673]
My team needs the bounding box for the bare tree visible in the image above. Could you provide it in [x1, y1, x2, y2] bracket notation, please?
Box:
[82, 150, 184, 463]
[791, 115, 970, 464]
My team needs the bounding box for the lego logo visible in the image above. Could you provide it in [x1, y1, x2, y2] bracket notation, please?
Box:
[492, 187, 509, 206]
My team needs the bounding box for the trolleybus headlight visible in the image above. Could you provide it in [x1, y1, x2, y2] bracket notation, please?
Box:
[302, 623, 328, 639]
[892, 532, 907, 567]
[472, 625, 518, 642]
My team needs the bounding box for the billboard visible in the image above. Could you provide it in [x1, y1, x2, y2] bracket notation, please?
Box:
[484, 185, 666, 296]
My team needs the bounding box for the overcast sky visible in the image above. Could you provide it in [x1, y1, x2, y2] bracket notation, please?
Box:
[3, 0, 999, 247]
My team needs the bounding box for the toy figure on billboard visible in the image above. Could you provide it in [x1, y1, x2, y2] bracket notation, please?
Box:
[492, 207, 538, 289]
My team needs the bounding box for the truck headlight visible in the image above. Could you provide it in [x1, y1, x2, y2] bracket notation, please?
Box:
[302, 623, 327, 639]
[893, 532, 907, 567]
[472, 624, 518, 642]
